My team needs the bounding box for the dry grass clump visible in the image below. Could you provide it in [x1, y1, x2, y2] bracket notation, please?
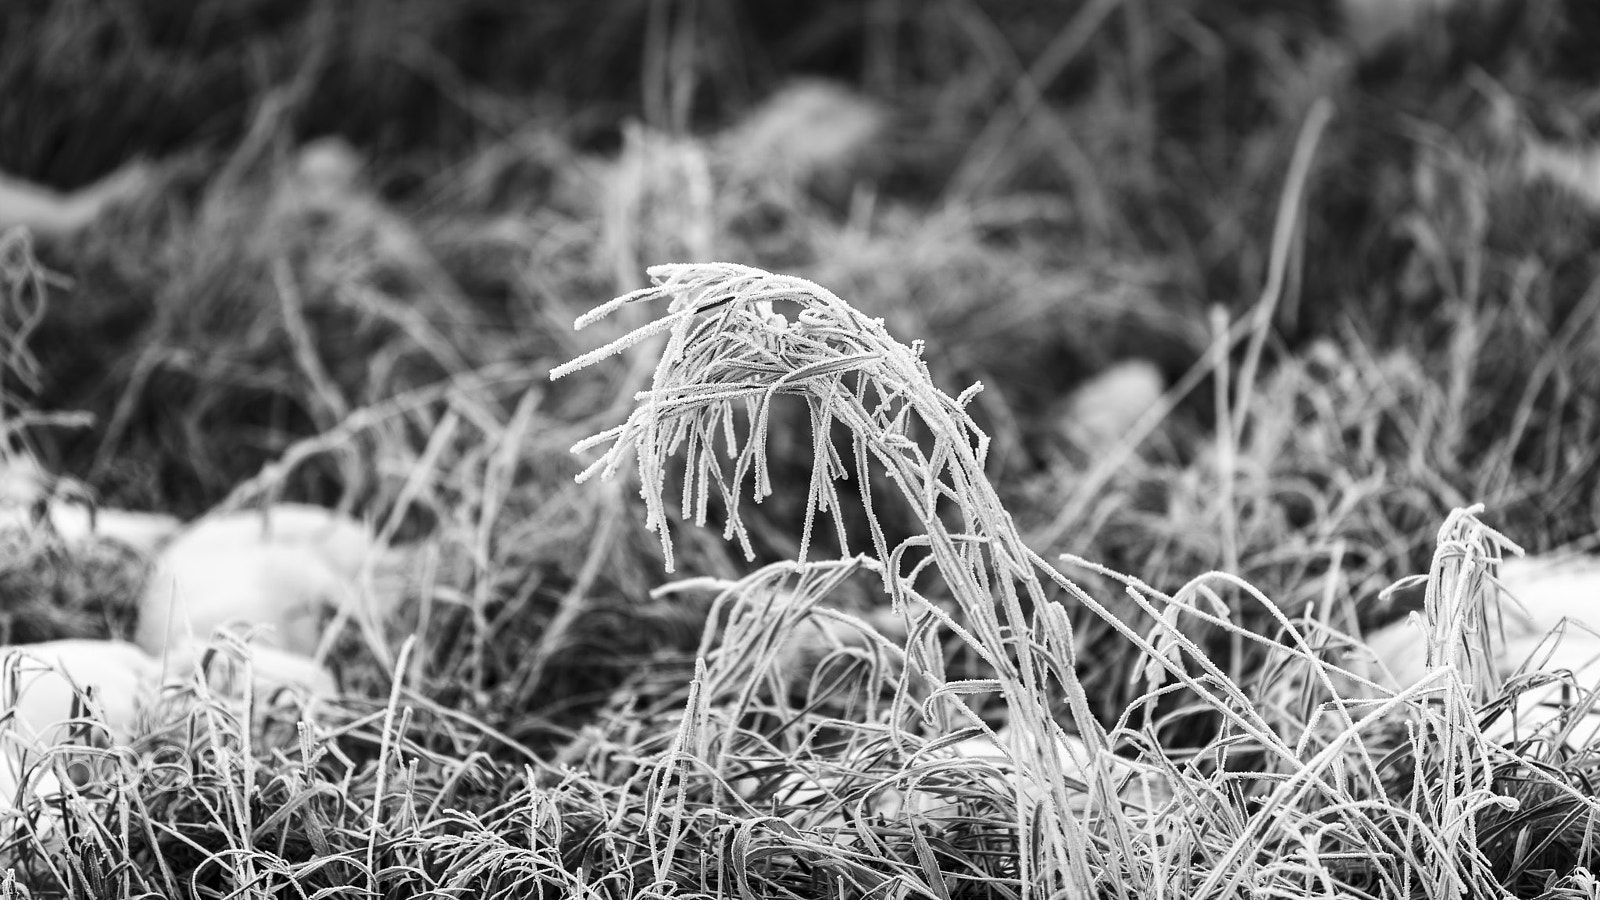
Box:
[5, 252, 1599, 897]
[538, 262, 1597, 898]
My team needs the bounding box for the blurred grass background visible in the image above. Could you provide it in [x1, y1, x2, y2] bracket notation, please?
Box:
[3, 1, 1600, 893]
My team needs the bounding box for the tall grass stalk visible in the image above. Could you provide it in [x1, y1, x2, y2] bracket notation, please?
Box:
[555, 262, 1115, 894]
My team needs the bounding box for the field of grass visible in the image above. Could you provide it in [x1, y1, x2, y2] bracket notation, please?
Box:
[3, 1, 1600, 897]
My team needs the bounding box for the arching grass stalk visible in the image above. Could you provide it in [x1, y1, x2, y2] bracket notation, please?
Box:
[552, 262, 1113, 895]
